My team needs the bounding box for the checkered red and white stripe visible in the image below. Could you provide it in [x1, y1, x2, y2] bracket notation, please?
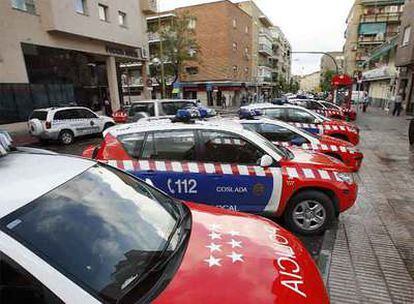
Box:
[291, 122, 357, 133]
[272, 142, 355, 154]
[283, 166, 342, 181]
[314, 109, 342, 116]
[105, 160, 274, 177]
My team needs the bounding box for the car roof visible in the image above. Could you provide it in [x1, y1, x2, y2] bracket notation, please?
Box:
[107, 118, 245, 137]
[32, 106, 90, 112]
[0, 152, 95, 218]
[242, 103, 310, 111]
[131, 99, 197, 104]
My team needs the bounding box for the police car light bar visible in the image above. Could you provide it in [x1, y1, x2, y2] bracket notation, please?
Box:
[238, 108, 263, 119]
[174, 106, 217, 123]
[0, 130, 13, 156]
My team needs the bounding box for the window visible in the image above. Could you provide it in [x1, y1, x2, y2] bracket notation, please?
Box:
[0, 253, 64, 303]
[263, 108, 286, 121]
[128, 102, 155, 117]
[142, 130, 196, 161]
[233, 42, 238, 51]
[233, 18, 237, 28]
[98, 4, 108, 21]
[198, 131, 264, 165]
[287, 109, 315, 124]
[188, 18, 196, 29]
[403, 26, 411, 47]
[0, 166, 181, 304]
[53, 110, 80, 120]
[259, 124, 306, 143]
[245, 26, 249, 34]
[118, 133, 145, 158]
[160, 101, 196, 115]
[77, 109, 97, 119]
[11, 0, 36, 14]
[118, 11, 126, 26]
[233, 65, 238, 72]
[75, 0, 86, 14]
[30, 111, 47, 121]
[185, 66, 199, 75]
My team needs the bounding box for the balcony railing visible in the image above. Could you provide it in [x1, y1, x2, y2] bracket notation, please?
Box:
[360, 12, 401, 23]
[259, 28, 273, 40]
[258, 44, 273, 56]
[358, 32, 398, 44]
[148, 32, 161, 43]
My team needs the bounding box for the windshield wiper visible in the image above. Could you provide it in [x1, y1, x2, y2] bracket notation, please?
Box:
[116, 206, 191, 304]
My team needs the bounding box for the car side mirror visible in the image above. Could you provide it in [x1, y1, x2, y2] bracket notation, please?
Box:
[260, 154, 273, 168]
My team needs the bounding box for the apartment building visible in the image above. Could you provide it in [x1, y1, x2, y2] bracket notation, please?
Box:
[238, 0, 275, 97]
[271, 26, 292, 85]
[321, 52, 345, 74]
[146, 0, 253, 106]
[0, 0, 154, 123]
[344, 0, 405, 77]
[299, 71, 321, 92]
[396, 0, 414, 113]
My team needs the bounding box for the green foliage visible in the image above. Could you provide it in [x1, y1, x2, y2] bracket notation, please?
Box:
[320, 70, 335, 93]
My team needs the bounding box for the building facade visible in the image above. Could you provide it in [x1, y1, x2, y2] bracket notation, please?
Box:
[396, 0, 414, 113]
[270, 26, 292, 89]
[0, 0, 154, 123]
[299, 71, 321, 92]
[344, 0, 405, 77]
[320, 52, 345, 74]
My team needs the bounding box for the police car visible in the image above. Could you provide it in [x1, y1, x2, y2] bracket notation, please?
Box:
[229, 116, 363, 172]
[320, 100, 357, 121]
[0, 131, 329, 303]
[83, 111, 358, 235]
[290, 99, 345, 120]
[28, 107, 115, 145]
[241, 103, 360, 145]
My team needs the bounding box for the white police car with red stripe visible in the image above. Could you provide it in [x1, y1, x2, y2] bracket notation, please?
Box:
[83, 109, 358, 235]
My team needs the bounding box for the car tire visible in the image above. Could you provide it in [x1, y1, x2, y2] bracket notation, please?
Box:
[59, 130, 74, 145]
[284, 190, 335, 236]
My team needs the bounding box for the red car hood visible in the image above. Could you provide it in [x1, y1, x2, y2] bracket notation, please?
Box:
[155, 203, 328, 304]
[284, 146, 347, 169]
[319, 135, 354, 148]
[324, 119, 358, 130]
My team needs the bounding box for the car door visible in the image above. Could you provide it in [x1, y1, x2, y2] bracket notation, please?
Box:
[53, 109, 81, 137]
[192, 130, 280, 213]
[286, 108, 322, 135]
[77, 109, 100, 135]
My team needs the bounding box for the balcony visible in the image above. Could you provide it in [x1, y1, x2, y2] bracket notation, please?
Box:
[259, 28, 273, 40]
[361, 0, 405, 5]
[360, 12, 401, 23]
[358, 32, 398, 45]
[258, 44, 273, 56]
[141, 0, 157, 14]
[147, 32, 161, 43]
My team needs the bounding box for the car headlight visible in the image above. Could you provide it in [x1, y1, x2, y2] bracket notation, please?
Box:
[335, 172, 354, 184]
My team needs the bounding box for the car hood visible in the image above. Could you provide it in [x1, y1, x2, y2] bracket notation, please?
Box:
[324, 119, 358, 130]
[283, 146, 347, 169]
[155, 203, 328, 304]
[319, 135, 354, 148]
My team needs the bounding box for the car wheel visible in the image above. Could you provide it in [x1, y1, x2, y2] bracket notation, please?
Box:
[59, 130, 74, 145]
[284, 190, 335, 236]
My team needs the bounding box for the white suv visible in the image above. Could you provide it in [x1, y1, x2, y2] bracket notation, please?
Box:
[28, 107, 115, 145]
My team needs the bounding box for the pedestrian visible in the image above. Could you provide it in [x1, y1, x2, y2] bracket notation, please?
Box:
[222, 95, 227, 109]
[104, 98, 112, 117]
[363, 91, 369, 113]
[393, 91, 403, 117]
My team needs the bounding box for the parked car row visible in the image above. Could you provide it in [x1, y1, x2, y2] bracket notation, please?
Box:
[11, 98, 363, 303]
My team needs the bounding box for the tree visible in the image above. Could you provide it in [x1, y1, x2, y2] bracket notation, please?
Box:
[320, 70, 335, 93]
[150, 11, 200, 92]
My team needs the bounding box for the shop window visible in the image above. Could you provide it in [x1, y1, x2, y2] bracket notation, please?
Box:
[185, 67, 199, 75]
[118, 11, 127, 26]
[75, 0, 87, 14]
[403, 26, 411, 47]
[98, 4, 108, 21]
[11, 0, 36, 14]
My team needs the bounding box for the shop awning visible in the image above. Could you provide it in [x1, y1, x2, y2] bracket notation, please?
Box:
[359, 22, 386, 35]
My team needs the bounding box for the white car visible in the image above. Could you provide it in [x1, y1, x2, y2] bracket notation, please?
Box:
[28, 107, 115, 145]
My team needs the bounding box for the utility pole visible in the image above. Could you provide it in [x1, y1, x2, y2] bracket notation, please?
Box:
[158, 7, 166, 99]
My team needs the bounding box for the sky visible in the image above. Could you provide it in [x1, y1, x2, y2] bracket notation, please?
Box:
[159, 0, 355, 76]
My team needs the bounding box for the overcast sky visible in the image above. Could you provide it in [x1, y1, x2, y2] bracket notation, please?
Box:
[159, 0, 354, 76]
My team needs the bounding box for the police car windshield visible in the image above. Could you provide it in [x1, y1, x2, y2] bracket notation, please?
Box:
[0, 165, 188, 304]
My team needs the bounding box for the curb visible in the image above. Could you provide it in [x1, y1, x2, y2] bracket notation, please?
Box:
[317, 222, 338, 284]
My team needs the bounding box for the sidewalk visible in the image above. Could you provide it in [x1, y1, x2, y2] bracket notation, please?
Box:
[0, 121, 38, 145]
[327, 108, 414, 303]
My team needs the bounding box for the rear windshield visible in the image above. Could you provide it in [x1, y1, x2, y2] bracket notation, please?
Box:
[30, 111, 48, 121]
